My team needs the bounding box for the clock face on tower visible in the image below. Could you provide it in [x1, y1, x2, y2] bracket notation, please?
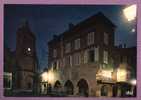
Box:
[28, 48, 31, 51]
[26, 47, 32, 55]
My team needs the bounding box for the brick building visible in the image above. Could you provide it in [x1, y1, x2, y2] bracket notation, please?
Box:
[48, 12, 117, 96]
[47, 12, 136, 97]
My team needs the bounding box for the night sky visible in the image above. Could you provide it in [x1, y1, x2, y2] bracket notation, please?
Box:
[4, 5, 136, 71]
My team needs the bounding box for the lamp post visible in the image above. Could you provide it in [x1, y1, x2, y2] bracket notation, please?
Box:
[130, 79, 136, 97]
[41, 69, 56, 95]
[41, 71, 48, 95]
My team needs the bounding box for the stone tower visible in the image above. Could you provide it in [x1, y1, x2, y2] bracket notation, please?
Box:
[14, 20, 37, 92]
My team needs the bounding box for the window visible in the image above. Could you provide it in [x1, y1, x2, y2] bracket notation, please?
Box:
[104, 32, 108, 45]
[84, 50, 88, 64]
[88, 50, 95, 62]
[87, 32, 95, 45]
[73, 53, 81, 65]
[62, 58, 65, 67]
[65, 56, 72, 66]
[87, 47, 99, 63]
[56, 60, 59, 69]
[65, 43, 71, 53]
[70, 56, 72, 66]
[74, 38, 80, 50]
[4, 72, 12, 89]
[53, 49, 57, 58]
[52, 61, 57, 70]
[103, 50, 108, 64]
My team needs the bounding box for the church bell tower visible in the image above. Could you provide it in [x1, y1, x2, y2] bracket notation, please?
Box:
[15, 20, 37, 91]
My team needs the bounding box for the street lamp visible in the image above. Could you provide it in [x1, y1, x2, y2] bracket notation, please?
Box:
[41, 72, 48, 82]
[41, 71, 48, 94]
[130, 79, 136, 96]
[41, 69, 57, 95]
[130, 79, 136, 86]
[47, 70, 55, 84]
[41, 69, 56, 84]
[123, 4, 137, 21]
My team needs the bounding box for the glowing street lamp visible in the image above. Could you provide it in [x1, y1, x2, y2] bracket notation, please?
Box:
[41, 70, 56, 84]
[130, 79, 136, 86]
[28, 47, 31, 51]
[123, 4, 137, 21]
[47, 70, 55, 84]
[41, 72, 48, 82]
[131, 28, 135, 33]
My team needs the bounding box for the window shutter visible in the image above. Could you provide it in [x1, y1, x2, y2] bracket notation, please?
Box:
[95, 47, 99, 61]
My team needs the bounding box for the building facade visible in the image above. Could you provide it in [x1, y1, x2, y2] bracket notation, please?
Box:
[48, 12, 118, 96]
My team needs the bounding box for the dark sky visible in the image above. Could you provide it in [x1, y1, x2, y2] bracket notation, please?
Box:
[4, 5, 136, 71]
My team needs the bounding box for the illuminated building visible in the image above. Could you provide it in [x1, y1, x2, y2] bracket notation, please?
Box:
[48, 12, 117, 96]
[47, 12, 136, 97]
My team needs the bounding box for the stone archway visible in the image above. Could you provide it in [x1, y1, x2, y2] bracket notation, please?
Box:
[54, 80, 61, 92]
[77, 78, 89, 97]
[64, 80, 74, 95]
[25, 75, 33, 90]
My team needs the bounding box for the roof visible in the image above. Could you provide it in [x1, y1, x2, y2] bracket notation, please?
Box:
[48, 12, 116, 44]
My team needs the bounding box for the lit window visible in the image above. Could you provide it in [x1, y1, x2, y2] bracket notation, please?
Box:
[87, 32, 94, 45]
[4, 72, 12, 89]
[103, 50, 108, 64]
[74, 38, 80, 50]
[104, 32, 108, 45]
[117, 68, 127, 82]
[65, 43, 71, 53]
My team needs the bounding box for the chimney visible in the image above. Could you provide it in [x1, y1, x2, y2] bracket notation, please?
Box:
[68, 23, 74, 30]
[123, 44, 126, 48]
[119, 44, 122, 48]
